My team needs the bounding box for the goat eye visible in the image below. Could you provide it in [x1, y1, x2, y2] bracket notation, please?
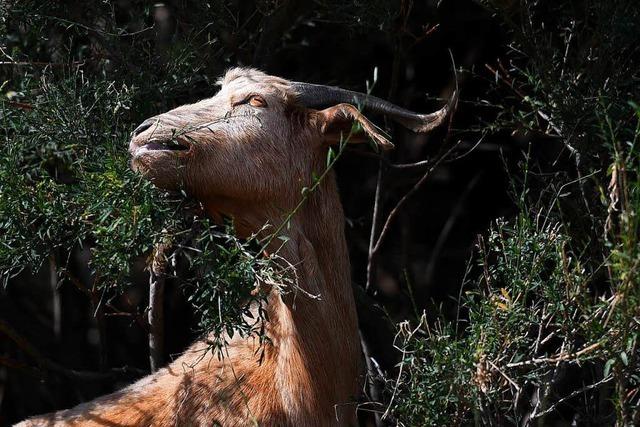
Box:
[248, 95, 266, 108]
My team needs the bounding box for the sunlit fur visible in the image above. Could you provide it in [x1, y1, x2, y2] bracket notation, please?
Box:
[18, 68, 398, 426]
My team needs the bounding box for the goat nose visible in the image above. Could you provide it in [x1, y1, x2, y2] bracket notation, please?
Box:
[132, 119, 156, 137]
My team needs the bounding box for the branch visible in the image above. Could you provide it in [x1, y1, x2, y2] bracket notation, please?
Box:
[506, 342, 603, 368]
[532, 375, 614, 420]
[366, 159, 385, 292]
[371, 139, 462, 256]
[360, 331, 384, 427]
[148, 243, 169, 372]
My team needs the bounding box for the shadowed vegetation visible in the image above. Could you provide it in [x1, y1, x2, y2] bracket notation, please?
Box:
[1, 0, 638, 425]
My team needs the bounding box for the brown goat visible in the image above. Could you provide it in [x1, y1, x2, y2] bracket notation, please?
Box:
[18, 68, 454, 426]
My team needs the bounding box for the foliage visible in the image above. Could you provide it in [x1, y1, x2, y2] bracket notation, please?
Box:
[388, 0, 640, 425]
[391, 130, 640, 423]
[0, 52, 272, 350]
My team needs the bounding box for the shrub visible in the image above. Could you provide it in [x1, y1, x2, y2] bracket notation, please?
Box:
[388, 0, 640, 424]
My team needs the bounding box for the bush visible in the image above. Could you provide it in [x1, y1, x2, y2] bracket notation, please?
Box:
[388, 1, 640, 424]
[0, 64, 270, 351]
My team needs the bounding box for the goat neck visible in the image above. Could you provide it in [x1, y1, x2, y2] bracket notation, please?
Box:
[199, 157, 362, 425]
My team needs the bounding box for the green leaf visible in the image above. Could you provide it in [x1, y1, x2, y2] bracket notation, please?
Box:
[604, 359, 615, 377]
[326, 147, 335, 167]
[620, 352, 628, 366]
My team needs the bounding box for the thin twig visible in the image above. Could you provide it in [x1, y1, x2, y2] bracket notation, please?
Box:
[360, 331, 384, 426]
[506, 341, 603, 368]
[366, 158, 385, 292]
[371, 140, 462, 256]
[532, 375, 614, 419]
[390, 158, 431, 169]
[487, 360, 521, 392]
[0, 61, 84, 67]
[104, 303, 149, 331]
[33, 14, 154, 38]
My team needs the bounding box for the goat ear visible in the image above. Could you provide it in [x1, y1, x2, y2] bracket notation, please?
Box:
[316, 103, 394, 150]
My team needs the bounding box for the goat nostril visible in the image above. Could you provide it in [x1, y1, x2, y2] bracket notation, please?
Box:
[132, 119, 155, 137]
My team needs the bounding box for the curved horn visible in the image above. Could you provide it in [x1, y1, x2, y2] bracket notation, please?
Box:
[291, 81, 458, 133]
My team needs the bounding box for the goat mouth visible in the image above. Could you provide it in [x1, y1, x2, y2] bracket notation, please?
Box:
[142, 139, 189, 152]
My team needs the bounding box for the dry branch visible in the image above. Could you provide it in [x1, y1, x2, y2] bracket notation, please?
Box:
[148, 243, 169, 372]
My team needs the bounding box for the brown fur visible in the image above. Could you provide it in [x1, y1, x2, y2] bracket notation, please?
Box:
[18, 68, 397, 426]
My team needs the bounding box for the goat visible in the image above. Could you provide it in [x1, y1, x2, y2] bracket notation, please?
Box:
[18, 68, 454, 426]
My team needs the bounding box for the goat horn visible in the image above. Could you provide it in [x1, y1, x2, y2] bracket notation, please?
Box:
[291, 81, 458, 133]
